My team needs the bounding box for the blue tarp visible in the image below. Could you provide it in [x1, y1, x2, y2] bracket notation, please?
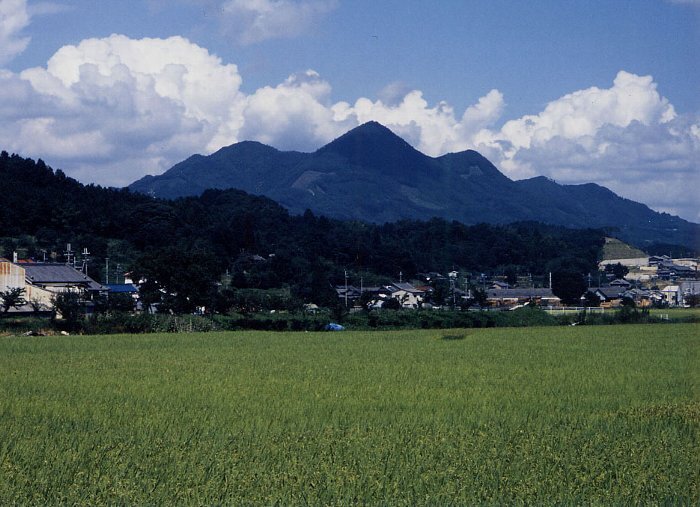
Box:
[325, 323, 345, 331]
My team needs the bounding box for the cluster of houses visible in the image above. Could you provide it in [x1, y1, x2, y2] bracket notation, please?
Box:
[334, 280, 567, 310]
[336, 255, 700, 311]
[0, 254, 137, 315]
[598, 256, 699, 307]
[3, 251, 699, 316]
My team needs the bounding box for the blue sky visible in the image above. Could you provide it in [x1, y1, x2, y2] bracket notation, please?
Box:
[1, 0, 699, 221]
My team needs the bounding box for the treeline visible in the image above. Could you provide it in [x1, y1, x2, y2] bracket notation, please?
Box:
[2, 151, 606, 312]
[4, 306, 696, 337]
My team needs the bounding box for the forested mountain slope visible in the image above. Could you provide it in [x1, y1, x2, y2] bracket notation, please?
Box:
[130, 122, 699, 249]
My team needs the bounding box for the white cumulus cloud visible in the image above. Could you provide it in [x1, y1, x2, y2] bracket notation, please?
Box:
[240, 69, 349, 151]
[331, 88, 504, 157]
[2, 35, 246, 185]
[0, 0, 31, 65]
[468, 71, 698, 220]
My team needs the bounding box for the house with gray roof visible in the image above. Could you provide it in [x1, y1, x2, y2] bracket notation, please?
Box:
[1, 260, 107, 314]
[23, 263, 107, 293]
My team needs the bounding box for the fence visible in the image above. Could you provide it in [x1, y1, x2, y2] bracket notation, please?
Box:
[543, 306, 608, 314]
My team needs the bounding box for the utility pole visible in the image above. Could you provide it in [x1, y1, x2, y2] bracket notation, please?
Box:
[105, 257, 110, 285]
[81, 248, 90, 275]
[64, 243, 73, 266]
[344, 269, 348, 308]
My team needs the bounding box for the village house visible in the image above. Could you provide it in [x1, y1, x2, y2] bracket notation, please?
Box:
[587, 286, 628, 307]
[334, 281, 426, 309]
[389, 282, 426, 309]
[660, 285, 682, 306]
[0, 257, 107, 313]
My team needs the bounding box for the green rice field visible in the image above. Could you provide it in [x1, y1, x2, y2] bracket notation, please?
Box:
[649, 307, 700, 319]
[1, 324, 698, 504]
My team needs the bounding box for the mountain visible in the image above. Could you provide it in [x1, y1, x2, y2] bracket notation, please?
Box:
[129, 121, 699, 249]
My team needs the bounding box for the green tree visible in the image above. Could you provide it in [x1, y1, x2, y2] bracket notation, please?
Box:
[52, 291, 83, 330]
[551, 270, 587, 306]
[685, 294, 700, 308]
[0, 287, 27, 313]
[605, 262, 629, 280]
[471, 287, 488, 308]
[382, 297, 401, 310]
[131, 246, 220, 314]
[582, 290, 601, 307]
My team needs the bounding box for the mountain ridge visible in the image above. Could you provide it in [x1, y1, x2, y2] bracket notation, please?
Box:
[129, 122, 699, 249]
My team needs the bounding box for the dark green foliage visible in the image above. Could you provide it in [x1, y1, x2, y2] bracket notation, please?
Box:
[382, 298, 401, 310]
[131, 246, 220, 314]
[552, 269, 588, 306]
[93, 292, 136, 313]
[605, 262, 630, 279]
[582, 290, 602, 307]
[51, 292, 83, 331]
[0, 287, 26, 313]
[644, 242, 698, 258]
[215, 287, 300, 314]
[471, 287, 488, 307]
[2, 152, 607, 315]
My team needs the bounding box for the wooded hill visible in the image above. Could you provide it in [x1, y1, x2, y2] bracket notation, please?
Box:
[0, 151, 614, 311]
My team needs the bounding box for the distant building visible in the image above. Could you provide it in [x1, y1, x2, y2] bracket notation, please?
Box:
[660, 285, 681, 306]
[334, 281, 426, 309]
[1, 259, 107, 313]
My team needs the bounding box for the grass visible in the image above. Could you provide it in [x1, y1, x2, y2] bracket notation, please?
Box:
[649, 307, 700, 319]
[602, 237, 647, 260]
[1, 324, 698, 504]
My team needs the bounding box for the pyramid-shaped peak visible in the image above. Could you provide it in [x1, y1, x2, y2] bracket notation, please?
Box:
[323, 121, 412, 148]
[316, 121, 427, 170]
[352, 120, 399, 135]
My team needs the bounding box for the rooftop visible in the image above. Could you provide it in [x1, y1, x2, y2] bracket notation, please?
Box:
[23, 263, 106, 291]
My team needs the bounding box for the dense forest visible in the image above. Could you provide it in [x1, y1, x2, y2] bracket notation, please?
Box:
[1, 151, 608, 312]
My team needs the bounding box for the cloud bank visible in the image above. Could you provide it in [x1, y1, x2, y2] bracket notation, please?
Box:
[0, 35, 697, 221]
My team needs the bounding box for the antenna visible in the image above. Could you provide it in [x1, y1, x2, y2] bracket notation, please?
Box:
[81, 248, 90, 275]
[65, 244, 73, 266]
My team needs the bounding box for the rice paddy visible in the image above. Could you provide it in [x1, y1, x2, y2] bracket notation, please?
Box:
[1, 324, 698, 504]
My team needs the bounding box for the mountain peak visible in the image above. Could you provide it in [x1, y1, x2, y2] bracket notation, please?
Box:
[316, 121, 427, 174]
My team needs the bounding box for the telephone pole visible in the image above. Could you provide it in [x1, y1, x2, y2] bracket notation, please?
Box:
[344, 270, 348, 308]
